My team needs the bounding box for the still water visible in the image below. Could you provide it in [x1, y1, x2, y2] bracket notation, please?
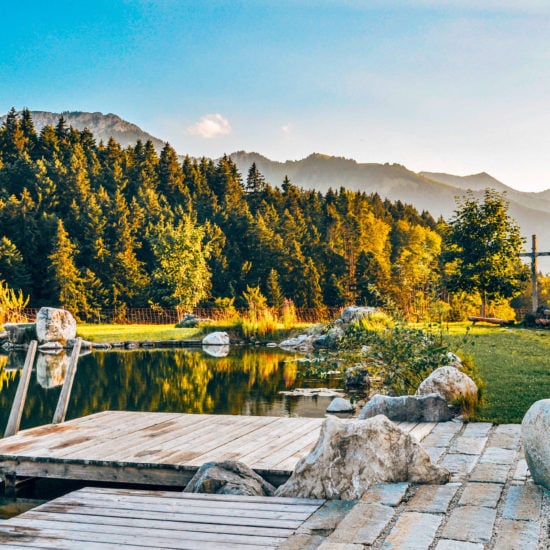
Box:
[0, 348, 342, 433]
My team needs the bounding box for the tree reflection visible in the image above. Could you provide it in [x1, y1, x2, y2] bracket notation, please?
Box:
[0, 348, 337, 434]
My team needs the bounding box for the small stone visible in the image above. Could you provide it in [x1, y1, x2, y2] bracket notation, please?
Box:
[202, 331, 230, 346]
[183, 460, 275, 496]
[439, 453, 479, 481]
[326, 397, 354, 413]
[416, 366, 478, 402]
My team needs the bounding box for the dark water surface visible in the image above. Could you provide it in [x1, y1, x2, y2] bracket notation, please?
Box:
[0, 348, 342, 433]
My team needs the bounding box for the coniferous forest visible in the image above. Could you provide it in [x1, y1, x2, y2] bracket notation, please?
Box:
[1, 108, 524, 321]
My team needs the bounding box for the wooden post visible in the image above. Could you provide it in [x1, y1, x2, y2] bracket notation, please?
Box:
[4, 340, 38, 438]
[531, 234, 539, 313]
[52, 337, 82, 424]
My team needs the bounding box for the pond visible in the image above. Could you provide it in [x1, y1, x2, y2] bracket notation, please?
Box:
[0, 347, 344, 434]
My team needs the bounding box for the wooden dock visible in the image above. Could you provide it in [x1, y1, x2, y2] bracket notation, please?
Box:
[0, 486, 325, 549]
[0, 411, 437, 490]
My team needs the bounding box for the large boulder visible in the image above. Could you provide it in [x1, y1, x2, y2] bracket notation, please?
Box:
[183, 460, 275, 496]
[416, 366, 478, 403]
[340, 305, 377, 324]
[202, 331, 230, 346]
[279, 334, 314, 352]
[358, 393, 453, 422]
[275, 415, 450, 500]
[35, 307, 76, 344]
[521, 399, 550, 490]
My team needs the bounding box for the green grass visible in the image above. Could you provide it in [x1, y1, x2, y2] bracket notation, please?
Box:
[447, 326, 550, 424]
[76, 323, 204, 342]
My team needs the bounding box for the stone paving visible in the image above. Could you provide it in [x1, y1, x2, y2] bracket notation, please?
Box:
[281, 421, 550, 549]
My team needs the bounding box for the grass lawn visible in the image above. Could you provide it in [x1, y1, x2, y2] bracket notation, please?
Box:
[447, 325, 550, 424]
[76, 323, 204, 342]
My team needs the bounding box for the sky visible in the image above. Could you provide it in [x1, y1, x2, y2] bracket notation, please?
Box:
[2, 0, 550, 191]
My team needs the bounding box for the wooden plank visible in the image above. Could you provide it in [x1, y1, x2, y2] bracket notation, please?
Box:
[80, 486, 325, 506]
[0, 518, 288, 547]
[52, 338, 82, 424]
[19, 509, 298, 537]
[3, 341, 38, 437]
[56, 494, 319, 528]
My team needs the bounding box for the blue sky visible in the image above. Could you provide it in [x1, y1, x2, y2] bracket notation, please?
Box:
[2, 0, 550, 191]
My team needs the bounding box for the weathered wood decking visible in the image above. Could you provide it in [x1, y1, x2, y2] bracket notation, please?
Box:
[0, 411, 437, 488]
[0, 486, 325, 549]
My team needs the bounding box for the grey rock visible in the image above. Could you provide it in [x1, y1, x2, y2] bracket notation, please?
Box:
[176, 313, 199, 327]
[91, 342, 112, 350]
[275, 415, 449, 500]
[202, 331, 230, 346]
[326, 397, 354, 413]
[279, 333, 314, 352]
[35, 307, 77, 344]
[521, 399, 550, 489]
[344, 364, 370, 389]
[358, 393, 453, 422]
[183, 460, 275, 496]
[341, 305, 377, 324]
[416, 366, 478, 403]
[4, 322, 37, 344]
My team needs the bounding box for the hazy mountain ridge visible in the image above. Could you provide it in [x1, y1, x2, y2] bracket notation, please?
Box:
[3, 110, 549, 250]
[0, 110, 166, 150]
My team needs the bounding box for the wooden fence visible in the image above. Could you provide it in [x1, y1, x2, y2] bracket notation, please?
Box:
[18, 307, 343, 325]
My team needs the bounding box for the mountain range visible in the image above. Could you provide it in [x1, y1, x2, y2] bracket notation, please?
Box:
[3, 110, 549, 254]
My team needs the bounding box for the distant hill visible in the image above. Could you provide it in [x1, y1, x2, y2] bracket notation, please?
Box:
[230, 151, 550, 254]
[0, 110, 166, 150]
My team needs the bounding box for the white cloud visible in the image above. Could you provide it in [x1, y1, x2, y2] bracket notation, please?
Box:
[187, 113, 231, 138]
[281, 123, 293, 135]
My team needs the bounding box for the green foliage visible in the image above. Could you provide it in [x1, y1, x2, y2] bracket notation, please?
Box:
[443, 189, 527, 315]
[0, 279, 30, 326]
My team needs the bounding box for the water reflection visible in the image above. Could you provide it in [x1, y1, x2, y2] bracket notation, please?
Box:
[0, 348, 341, 433]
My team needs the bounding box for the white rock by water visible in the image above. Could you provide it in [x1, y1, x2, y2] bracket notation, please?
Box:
[275, 415, 450, 500]
[521, 399, 550, 490]
[35, 307, 77, 344]
[416, 366, 477, 402]
[202, 331, 230, 346]
[340, 305, 377, 324]
[326, 397, 354, 413]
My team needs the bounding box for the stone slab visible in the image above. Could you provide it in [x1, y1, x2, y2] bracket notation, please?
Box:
[442, 505, 497, 543]
[328, 502, 395, 546]
[299, 500, 358, 532]
[492, 518, 540, 550]
[435, 541, 484, 550]
[280, 533, 328, 550]
[449, 436, 487, 455]
[486, 432, 520, 450]
[461, 423, 492, 437]
[501, 483, 543, 521]
[405, 483, 460, 514]
[383, 512, 442, 549]
[361, 482, 409, 507]
[494, 424, 521, 436]
[318, 542, 363, 550]
[469, 462, 511, 484]
[479, 447, 516, 465]
[458, 482, 503, 508]
[439, 453, 479, 481]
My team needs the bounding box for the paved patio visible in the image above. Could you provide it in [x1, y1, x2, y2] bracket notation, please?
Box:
[282, 421, 550, 549]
